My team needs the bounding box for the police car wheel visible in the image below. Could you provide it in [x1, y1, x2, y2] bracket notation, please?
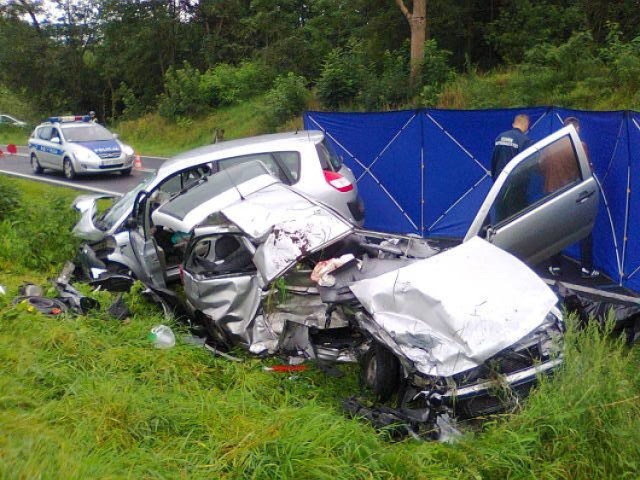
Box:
[63, 158, 76, 179]
[121, 167, 132, 176]
[30, 154, 43, 174]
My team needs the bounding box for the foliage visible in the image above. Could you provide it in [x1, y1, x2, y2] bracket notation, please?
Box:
[262, 73, 310, 130]
[0, 176, 20, 220]
[359, 48, 411, 110]
[113, 100, 269, 158]
[158, 61, 206, 120]
[200, 61, 273, 107]
[419, 40, 455, 106]
[0, 178, 80, 274]
[316, 41, 367, 109]
[485, 0, 587, 64]
[438, 28, 640, 111]
[599, 23, 640, 94]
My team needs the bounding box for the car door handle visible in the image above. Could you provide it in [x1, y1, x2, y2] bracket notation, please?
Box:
[576, 190, 595, 203]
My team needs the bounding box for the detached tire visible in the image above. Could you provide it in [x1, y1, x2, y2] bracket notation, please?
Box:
[362, 343, 401, 402]
[31, 154, 43, 174]
[63, 157, 76, 179]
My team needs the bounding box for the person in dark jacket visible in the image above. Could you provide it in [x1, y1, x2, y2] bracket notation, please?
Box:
[490, 114, 532, 222]
[491, 114, 532, 179]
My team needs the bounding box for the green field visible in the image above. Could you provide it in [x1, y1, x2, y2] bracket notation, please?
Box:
[1, 175, 639, 479]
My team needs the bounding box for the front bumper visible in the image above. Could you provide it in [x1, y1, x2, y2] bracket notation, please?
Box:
[442, 357, 562, 418]
[76, 155, 134, 173]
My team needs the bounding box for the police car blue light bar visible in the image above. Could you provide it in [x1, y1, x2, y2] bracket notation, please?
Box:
[47, 115, 91, 123]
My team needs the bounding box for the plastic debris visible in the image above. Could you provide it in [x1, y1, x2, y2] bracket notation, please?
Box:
[263, 364, 308, 373]
[148, 325, 176, 349]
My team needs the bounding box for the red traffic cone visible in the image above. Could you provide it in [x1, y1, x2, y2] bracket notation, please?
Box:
[7, 144, 17, 154]
[134, 154, 142, 170]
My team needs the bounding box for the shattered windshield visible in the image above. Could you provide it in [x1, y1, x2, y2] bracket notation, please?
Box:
[97, 173, 157, 230]
[62, 124, 115, 142]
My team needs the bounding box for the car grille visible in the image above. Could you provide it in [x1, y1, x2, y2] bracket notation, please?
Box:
[98, 163, 124, 169]
[98, 152, 121, 159]
[451, 344, 545, 387]
[452, 381, 535, 418]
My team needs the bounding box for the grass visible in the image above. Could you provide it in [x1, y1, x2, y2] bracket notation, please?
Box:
[1, 170, 640, 479]
[112, 98, 291, 158]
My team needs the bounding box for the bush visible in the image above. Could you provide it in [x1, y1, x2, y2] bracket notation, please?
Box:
[200, 61, 273, 107]
[359, 48, 410, 110]
[316, 42, 366, 109]
[419, 40, 455, 106]
[158, 61, 206, 120]
[262, 73, 310, 129]
[114, 83, 146, 120]
[0, 183, 80, 273]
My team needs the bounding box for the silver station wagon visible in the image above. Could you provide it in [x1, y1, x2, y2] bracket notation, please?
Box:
[74, 130, 365, 279]
[29, 116, 136, 178]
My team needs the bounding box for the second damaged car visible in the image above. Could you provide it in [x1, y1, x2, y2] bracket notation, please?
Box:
[118, 160, 566, 437]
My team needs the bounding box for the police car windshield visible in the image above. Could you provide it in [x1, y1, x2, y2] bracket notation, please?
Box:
[62, 124, 114, 142]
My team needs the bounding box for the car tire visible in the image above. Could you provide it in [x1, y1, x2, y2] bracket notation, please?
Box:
[63, 157, 76, 179]
[31, 154, 43, 174]
[121, 167, 132, 176]
[362, 342, 401, 401]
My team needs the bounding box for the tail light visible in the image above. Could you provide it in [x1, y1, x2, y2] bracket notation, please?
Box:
[323, 170, 353, 192]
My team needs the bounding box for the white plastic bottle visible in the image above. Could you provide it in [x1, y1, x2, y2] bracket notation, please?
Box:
[149, 325, 176, 349]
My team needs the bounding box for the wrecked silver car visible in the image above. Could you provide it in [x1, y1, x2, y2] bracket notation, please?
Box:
[171, 180, 564, 437]
[78, 124, 600, 436]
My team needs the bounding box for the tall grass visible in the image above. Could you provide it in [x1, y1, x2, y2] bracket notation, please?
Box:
[0, 179, 639, 479]
[113, 99, 272, 158]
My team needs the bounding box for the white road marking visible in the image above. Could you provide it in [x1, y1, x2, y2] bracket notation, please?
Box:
[0, 169, 122, 196]
[7, 151, 159, 172]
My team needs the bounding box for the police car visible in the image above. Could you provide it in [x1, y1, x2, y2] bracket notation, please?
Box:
[28, 115, 136, 179]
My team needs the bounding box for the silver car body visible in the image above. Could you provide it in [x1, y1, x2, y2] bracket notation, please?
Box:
[73, 131, 364, 278]
[29, 119, 135, 177]
[0, 114, 27, 127]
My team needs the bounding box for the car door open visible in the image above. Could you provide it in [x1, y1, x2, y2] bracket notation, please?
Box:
[464, 125, 599, 265]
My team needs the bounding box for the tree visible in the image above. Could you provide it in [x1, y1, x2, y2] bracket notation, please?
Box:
[394, 0, 427, 85]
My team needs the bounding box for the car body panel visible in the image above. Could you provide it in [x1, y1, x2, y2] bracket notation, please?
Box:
[348, 236, 559, 377]
[73, 130, 364, 246]
[465, 125, 599, 264]
[0, 114, 27, 126]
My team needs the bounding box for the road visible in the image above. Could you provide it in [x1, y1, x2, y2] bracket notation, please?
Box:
[0, 145, 168, 196]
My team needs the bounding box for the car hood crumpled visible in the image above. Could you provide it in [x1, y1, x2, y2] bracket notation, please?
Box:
[349, 237, 558, 377]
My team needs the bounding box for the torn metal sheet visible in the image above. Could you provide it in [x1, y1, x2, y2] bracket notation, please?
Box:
[72, 193, 115, 242]
[349, 237, 558, 377]
[222, 185, 352, 282]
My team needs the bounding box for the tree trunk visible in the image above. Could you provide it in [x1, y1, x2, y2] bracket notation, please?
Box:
[395, 0, 428, 86]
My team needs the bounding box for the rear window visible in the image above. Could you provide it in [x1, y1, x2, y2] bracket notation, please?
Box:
[159, 161, 270, 221]
[316, 139, 343, 171]
[217, 151, 301, 184]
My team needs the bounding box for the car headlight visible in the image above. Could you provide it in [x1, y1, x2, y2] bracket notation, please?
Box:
[73, 149, 93, 162]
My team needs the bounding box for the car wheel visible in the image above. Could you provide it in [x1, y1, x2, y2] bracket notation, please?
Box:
[63, 157, 76, 179]
[31, 154, 43, 174]
[121, 167, 132, 176]
[362, 342, 401, 401]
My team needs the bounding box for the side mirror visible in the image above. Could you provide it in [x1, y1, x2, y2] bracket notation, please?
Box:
[113, 133, 119, 139]
[51, 137, 61, 144]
